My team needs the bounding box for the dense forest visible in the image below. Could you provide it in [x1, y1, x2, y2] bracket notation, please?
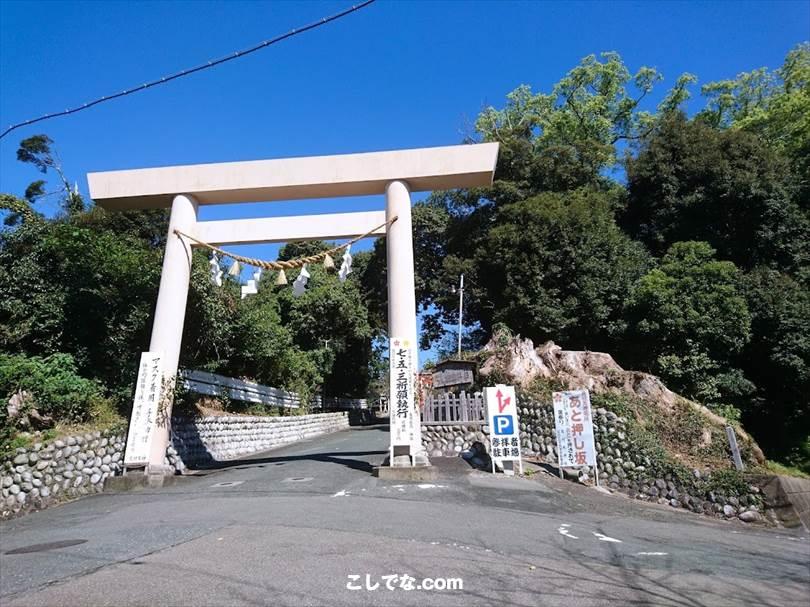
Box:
[1, 46, 808, 471]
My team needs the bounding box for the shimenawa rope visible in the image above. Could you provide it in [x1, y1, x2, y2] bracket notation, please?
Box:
[173, 215, 396, 271]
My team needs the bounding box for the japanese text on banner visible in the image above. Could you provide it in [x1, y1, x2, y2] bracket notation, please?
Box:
[389, 338, 416, 448]
[123, 352, 164, 467]
[552, 390, 597, 468]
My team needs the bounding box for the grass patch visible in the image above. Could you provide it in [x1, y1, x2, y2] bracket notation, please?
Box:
[757, 460, 810, 479]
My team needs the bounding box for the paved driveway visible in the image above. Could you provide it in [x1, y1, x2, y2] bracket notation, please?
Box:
[1, 424, 808, 606]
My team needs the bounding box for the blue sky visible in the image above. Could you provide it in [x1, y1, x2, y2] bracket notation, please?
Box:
[1, 0, 808, 362]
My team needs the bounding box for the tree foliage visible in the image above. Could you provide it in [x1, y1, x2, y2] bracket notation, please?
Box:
[477, 189, 649, 350]
[382, 45, 810, 471]
[624, 111, 809, 276]
[0, 138, 384, 428]
[626, 241, 753, 406]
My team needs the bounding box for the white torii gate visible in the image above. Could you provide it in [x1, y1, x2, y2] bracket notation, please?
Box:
[87, 143, 499, 474]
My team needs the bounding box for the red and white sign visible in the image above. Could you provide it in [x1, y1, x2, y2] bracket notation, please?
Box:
[553, 390, 597, 468]
[484, 385, 523, 475]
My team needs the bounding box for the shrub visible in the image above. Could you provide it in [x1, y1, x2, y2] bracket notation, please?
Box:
[0, 352, 103, 423]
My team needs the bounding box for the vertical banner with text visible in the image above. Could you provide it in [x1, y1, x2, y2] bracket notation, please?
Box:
[123, 352, 164, 467]
[389, 337, 417, 454]
[484, 385, 523, 475]
[552, 389, 597, 470]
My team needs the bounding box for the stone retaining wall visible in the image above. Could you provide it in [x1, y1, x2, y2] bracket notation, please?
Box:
[1, 430, 125, 519]
[776, 476, 810, 529]
[521, 400, 766, 522]
[1, 412, 349, 519]
[421, 423, 486, 457]
[755, 474, 810, 530]
[424, 399, 767, 523]
[167, 412, 350, 471]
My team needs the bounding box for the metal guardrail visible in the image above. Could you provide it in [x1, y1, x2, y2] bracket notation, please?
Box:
[179, 369, 301, 408]
[179, 369, 368, 410]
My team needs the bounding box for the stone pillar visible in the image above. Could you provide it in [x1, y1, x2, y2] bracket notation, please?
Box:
[146, 193, 198, 472]
[385, 180, 425, 465]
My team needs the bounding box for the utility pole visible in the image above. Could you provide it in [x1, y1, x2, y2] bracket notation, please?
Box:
[457, 274, 464, 358]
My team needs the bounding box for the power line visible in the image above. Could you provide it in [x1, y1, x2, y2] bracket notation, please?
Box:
[0, 0, 377, 141]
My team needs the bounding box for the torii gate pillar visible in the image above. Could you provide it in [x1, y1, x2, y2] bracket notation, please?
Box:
[385, 180, 424, 465]
[145, 193, 198, 471]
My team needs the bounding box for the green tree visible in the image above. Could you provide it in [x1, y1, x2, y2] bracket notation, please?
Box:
[391, 52, 694, 350]
[0, 218, 162, 403]
[475, 189, 650, 351]
[15, 134, 84, 216]
[624, 111, 809, 277]
[181, 241, 383, 401]
[700, 43, 810, 200]
[474, 52, 672, 196]
[740, 268, 810, 469]
[626, 241, 753, 407]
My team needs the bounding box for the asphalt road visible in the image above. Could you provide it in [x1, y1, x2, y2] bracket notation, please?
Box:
[1, 424, 808, 607]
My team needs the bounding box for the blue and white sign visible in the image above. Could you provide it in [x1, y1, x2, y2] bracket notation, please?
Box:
[493, 415, 514, 435]
[484, 385, 523, 475]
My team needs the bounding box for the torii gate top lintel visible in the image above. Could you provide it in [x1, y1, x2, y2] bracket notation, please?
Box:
[88, 143, 499, 209]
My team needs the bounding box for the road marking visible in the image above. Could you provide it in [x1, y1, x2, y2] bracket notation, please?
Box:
[593, 532, 622, 543]
[636, 552, 668, 556]
[558, 525, 579, 539]
[332, 490, 349, 497]
[417, 483, 445, 489]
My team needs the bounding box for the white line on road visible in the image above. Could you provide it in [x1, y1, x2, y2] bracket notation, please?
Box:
[558, 525, 579, 539]
[636, 552, 669, 556]
[331, 490, 349, 497]
[593, 532, 622, 543]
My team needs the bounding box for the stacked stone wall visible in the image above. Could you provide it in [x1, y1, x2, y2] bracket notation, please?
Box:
[1, 430, 125, 519]
[421, 423, 486, 457]
[168, 412, 350, 471]
[422, 399, 766, 523]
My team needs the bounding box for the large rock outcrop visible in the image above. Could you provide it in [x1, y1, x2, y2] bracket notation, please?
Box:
[479, 334, 765, 463]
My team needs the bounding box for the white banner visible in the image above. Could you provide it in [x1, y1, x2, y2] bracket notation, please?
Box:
[124, 352, 164, 467]
[389, 337, 417, 449]
[484, 385, 523, 475]
[553, 389, 597, 468]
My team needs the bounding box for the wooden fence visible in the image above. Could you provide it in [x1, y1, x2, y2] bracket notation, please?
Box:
[421, 391, 485, 423]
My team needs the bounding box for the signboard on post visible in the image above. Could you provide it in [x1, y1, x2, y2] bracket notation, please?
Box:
[389, 337, 418, 463]
[552, 390, 598, 483]
[431, 360, 475, 390]
[123, 352, 164, 467]
[484, 385, 523, 476]
[725, 425, 745, 471]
